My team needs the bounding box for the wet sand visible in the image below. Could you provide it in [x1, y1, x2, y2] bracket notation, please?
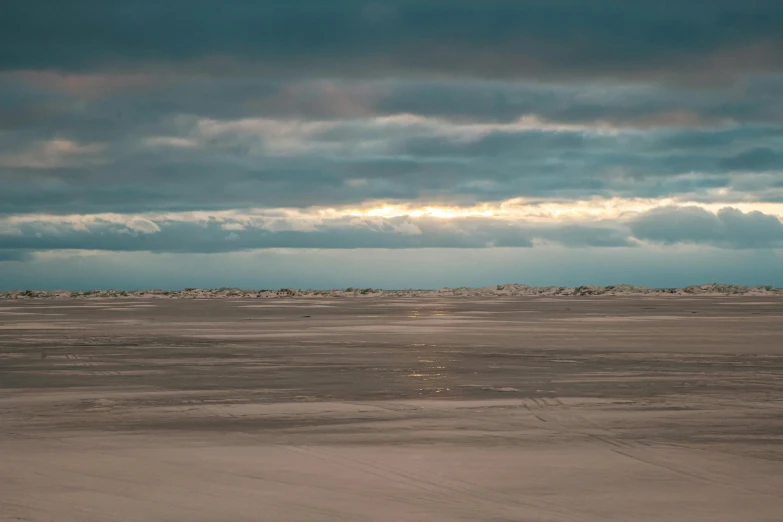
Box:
[2, 297, 782, 521]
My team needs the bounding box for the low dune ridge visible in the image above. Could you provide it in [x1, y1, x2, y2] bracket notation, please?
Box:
[2, 283, 780, 299]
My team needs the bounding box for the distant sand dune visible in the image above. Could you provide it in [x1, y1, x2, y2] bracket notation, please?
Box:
[2, 283, 780, 299]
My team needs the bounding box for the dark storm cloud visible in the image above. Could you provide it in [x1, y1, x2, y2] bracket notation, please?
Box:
[3, 1, 783, 82]
[630, 206, 783, 248]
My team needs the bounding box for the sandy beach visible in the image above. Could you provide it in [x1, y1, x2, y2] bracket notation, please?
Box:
[2, 296, 782, 521]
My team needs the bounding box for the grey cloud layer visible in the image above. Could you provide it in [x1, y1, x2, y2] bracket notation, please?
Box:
[3, 1, 783, 82]
[3, 76, 783, 141]
[1, 0, 782, 259]
[0, 215, 625, 253]
[1, 208, 781, 258]
[0, 249, 30, 261]
[2, 110, 782, 214]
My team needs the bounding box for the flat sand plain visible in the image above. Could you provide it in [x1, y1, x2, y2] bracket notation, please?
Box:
[1, 296, 782, 521]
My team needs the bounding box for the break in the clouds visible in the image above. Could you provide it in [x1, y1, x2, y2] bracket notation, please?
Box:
[1, 1, 783, 288]
[2, 206, 782, 257]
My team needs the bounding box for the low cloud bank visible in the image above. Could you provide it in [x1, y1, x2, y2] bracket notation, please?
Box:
[1, 206, 781, 257]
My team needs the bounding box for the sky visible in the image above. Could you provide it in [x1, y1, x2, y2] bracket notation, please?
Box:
[2, 0, 783, 290]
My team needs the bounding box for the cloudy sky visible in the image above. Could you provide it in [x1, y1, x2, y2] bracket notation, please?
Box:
[2, 0, 783, 289]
